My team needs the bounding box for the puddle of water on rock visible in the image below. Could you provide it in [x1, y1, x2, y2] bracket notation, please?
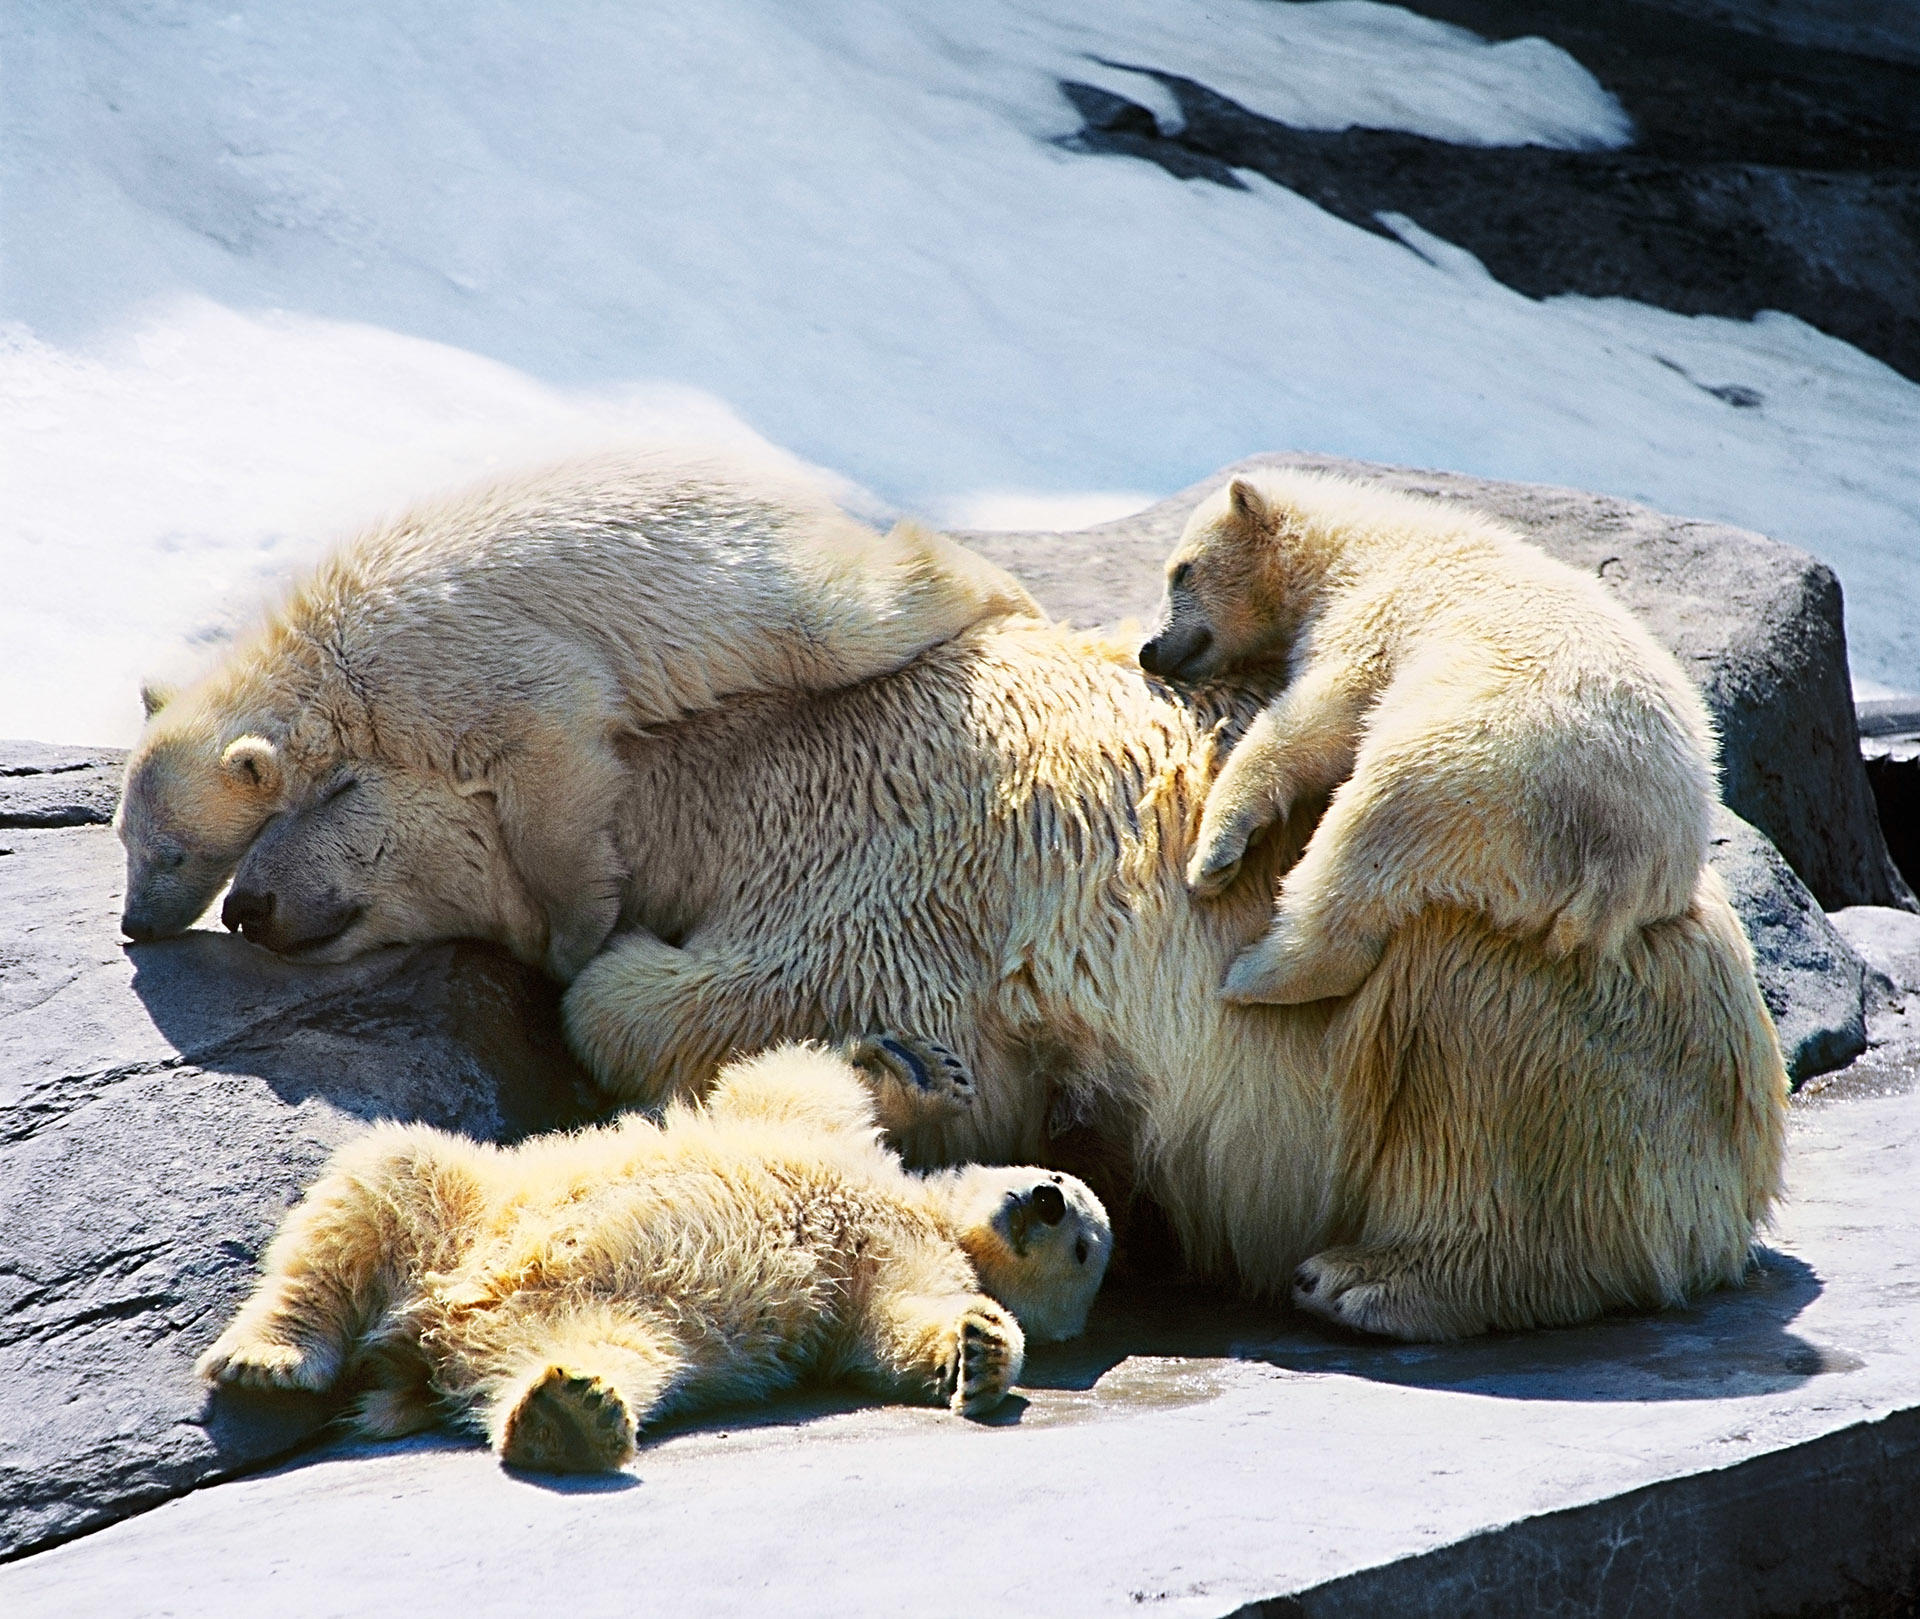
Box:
[1017, 1353, 1240, 1425]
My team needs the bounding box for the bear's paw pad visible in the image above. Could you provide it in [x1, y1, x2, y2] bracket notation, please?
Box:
[500, 1367, 637, 1474]
[852, 1033, 975, 1112]
[196, 1335, 330, 1392]
[938, 1305, 1019, 1418]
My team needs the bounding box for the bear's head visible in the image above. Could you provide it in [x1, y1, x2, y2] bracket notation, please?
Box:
[217, 757, 548, 966]
[118, 683, 295, 941]
[1138, 473, 1340, 682]
[947, 1166, 1112, 1342]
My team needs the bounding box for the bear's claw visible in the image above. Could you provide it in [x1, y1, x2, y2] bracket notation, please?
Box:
[1290, 1248, 1465, 1342]
[848, 1032, 975, 1116]
[1185, 847, 1245, 898]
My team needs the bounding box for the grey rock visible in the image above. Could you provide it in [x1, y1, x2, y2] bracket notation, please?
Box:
[1831, 904, 1920, 995]
[0, 740, 126, 829]
[1709, 805, 1867, 1085]
[960, 453, 1915, 912]
[0, 797, 595, 1560]
[1631, 0, 1920, 66]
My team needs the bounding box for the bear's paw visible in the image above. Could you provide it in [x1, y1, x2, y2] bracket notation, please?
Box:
[935, 1301, 1023, 1418]
[1291, 1246, 1471, 1342]
[848, 1032, 976, 1124]
[499, 1366, 638, 1474]
[195, 1331, 335, 1392]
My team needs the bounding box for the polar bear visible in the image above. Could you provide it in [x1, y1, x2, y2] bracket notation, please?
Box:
[198, 1038, 1113, 1472]
[117, 449, 1037, 977]
[1138, 472, 1719, 1006]
[222, 597, 1786, 1342]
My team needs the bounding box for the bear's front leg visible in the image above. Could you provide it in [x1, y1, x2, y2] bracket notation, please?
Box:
[198, 1125, 486, 1396]
[857, 1290, 1026, 1418]
[1220, 783, 1392, 1004]
[1188, 666, 1363, 898]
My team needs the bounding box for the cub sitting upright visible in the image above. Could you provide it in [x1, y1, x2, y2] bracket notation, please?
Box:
[1141, 470, 1717, 1005]
[197, 1038, 1111, 1473]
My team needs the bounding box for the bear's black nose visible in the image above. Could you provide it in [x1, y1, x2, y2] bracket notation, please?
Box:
[1138, 639, 1165, 676]
[222, 887, 275, 937]
[1030, 1183, 1067, 1226]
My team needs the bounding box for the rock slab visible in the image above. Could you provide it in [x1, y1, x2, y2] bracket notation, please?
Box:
[0, 741, 125, 829]
[960, 454, 1915, 913]
[0, 720, 1881, 1567]
[0, 808, 596, 1560]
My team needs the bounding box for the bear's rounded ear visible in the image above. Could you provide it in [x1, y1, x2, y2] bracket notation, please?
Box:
[220, 735, 284, 797]
[1227, 478, 1270, 527]
[139, 680, 176, 720]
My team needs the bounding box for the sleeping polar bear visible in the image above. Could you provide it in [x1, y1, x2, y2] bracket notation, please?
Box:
[175, 461, 1787, 1342]
[199, 1038, 1112, 1472]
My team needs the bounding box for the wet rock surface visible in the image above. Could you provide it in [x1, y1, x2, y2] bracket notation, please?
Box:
[961, 453, 1916, 913]
[1059, 0, 1920, 382]
[0, 810, 596, 1560]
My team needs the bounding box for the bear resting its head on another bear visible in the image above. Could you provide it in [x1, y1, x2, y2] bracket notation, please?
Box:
[135, 453, 1785, 1350]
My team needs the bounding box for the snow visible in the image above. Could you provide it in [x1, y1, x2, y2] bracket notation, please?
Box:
[2, 0, 1916, 746]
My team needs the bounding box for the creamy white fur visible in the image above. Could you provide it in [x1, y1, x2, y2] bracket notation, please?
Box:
[1145, 471, 1718, 1005]
[197, 1040, 1112, 1471]
[116, 449, 1037, 975]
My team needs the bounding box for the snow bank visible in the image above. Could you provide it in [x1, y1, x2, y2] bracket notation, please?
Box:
[3, 0, 1915, 744]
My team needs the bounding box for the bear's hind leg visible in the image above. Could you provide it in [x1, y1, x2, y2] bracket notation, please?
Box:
[497, 1365, 640, 1474]
[470, 1306, 686, 1474]
[1290, 1244, 1487, 1342]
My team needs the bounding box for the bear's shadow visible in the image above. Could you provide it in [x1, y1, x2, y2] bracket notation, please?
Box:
[126, 929, 603, 1145]
[1021, 1247, 1832, 1406]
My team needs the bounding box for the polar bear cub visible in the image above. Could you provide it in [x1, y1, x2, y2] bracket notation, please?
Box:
[118, 449, 1038, 978]
[198, 1038, 1111, 1473]
[1140, 471, 1717, 1005]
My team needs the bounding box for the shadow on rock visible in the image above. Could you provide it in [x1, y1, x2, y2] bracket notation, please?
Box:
[1022, 1248, 1831, 1410]
[125, 930, 604, 1144]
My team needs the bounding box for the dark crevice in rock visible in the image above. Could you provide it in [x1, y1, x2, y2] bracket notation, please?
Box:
[1868, 754, 1920, 892]
[1056, 0, 1920, 381]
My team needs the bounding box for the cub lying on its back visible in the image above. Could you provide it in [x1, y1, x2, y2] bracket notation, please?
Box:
[1141, 471, 1717, 1005]
[198, 1038, 1111, 1473]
